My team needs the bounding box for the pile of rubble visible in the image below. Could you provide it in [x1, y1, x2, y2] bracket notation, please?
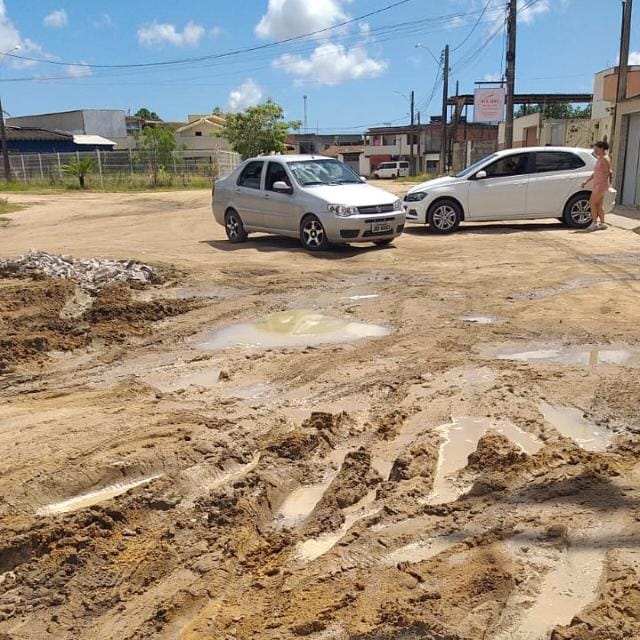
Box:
[0, 250, 157, 291]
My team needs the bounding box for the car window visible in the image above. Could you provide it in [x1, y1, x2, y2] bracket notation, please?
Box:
[457, 153, 498, 178]
[484, 153, 529, 178]
[237, 161, 264, 189]
[533, 151, 586, 173]
[378, 163, 392, 169]
[399, 162, 409, 168]
[265, 162, 291, 191]
[289, 159, 361, 186]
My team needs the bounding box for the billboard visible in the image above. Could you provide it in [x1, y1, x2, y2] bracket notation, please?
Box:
[474, 88, 505, 123]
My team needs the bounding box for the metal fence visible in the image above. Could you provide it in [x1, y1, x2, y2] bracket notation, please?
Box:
[0, 148, 241, 186]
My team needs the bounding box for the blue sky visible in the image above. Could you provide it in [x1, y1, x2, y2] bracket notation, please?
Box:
[1, 0, 638, 131]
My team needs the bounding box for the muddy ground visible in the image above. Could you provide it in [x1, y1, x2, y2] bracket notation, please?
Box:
[0, 187, 639, 640]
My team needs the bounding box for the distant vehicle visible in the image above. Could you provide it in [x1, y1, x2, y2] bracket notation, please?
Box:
[403, 147, 617, 233]
[373, 161, 410, 179]
[212, 155, 406, 251]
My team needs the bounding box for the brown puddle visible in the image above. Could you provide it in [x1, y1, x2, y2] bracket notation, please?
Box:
[540, 402, 613, 452]
[382, 535, 463, 566]
[428, 418, 542, 505]
[198, 309, 390, 350]
[37, 474, 162, 516]
[482, 344, 640, 367]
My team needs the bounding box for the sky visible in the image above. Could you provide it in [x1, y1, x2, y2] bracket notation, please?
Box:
[1, 0, 638, 132]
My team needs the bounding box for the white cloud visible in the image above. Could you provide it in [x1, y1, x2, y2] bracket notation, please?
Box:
[91, 13, 112, 29]
[228, 79, 263, 112]
[483, 72, 503, 82]
[0, 0, 48, 68]
[43, 9, 68, 29]
[274, 42, 387, 86]
[629, 51, 640, 65]
[518, 0, 550, 24]
[66, 62, 92, 78]
[210, 26, 223, 38]
[137, 21, 205, 47]
[255, 0, 347, 40]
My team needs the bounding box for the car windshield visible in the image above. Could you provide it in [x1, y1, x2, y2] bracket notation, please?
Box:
[288, 159, 362, 186]
[455, 154, 498, 178]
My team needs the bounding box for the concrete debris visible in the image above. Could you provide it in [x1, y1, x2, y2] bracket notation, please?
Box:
[0, 250, 157, 291]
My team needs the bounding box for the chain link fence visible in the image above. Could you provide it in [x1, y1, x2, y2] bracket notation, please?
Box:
[0, 148, 241, 189]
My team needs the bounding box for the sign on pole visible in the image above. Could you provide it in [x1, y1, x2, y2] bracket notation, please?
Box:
[474, 88, 506, 123]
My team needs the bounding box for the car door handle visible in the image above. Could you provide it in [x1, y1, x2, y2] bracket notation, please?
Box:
[264, 193, 271, 199]
[235, 188, 241, 193]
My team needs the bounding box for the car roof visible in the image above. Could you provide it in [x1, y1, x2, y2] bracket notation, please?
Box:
[248, 154, 332, 163]
[497, 146, 592, 156]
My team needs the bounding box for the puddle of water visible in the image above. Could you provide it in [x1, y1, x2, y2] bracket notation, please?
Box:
[344, 294, 380, 301]
[540, 403, 612, 452]
[506, 547, 605, 640]
[484, 344, 640, 367]
[278, 483, 332, 527]
[428, 418, 542, 505]
[383, 535, 460, 566]
[460, 315, 500, 325]
[295, 490, 379, 562]
[145, 366, 222, 392]
[198, 309, 390, 351]
[38, 474, 162, 516]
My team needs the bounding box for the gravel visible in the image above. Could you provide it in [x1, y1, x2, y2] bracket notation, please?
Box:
[0, 250, 157, 291]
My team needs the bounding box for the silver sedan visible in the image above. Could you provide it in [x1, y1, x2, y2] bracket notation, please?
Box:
[212, 155, 406, 251]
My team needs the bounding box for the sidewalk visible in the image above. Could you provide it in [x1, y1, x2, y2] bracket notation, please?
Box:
[609, 205, 640, 232]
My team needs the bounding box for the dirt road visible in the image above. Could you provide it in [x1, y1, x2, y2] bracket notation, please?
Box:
[1, 187, 639, 640]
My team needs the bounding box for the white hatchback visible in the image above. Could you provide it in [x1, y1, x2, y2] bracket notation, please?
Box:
[404, 147, 616, 233]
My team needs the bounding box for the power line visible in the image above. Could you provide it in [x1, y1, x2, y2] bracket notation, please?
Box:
[452, 0, 492, 52]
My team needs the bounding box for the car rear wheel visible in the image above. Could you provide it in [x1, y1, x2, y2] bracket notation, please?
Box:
[300, 215, 330, 251]
[563, 194, 592, 229]
[428, 199, 462, 234]
[225, 209, 248, 243]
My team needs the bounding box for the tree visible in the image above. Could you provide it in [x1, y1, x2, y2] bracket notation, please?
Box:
[211, 106, 225, 117]
[134, 126, 179, 186]
[515, 103, 591, 120]
[62, 158, 95, 189]
[134, 107, 162, 121]
[221, 100, 302, 159]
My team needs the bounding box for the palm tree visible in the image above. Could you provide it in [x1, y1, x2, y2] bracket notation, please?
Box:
[62, 158, 96, 189]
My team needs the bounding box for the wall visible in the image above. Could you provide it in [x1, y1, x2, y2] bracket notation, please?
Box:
[602, 68, 640, 102]
[498, 112, 540, 148]
[612, 95, 640, 199]
[82, 110, 127, 138]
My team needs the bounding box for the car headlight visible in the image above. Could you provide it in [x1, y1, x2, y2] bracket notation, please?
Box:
[404, 191, 427, 202]
[393, 199, 404, 211]
[328, 204, 359, 217]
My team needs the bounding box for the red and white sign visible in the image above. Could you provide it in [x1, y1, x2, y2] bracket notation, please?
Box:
[474, 88, 505, 123]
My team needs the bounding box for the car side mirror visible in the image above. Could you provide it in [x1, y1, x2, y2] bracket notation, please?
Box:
[474, 170, 488, 180]
[273, 181, 293, 194]
[360, 176, 367, 183]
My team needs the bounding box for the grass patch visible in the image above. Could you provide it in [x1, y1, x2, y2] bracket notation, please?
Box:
[0, 197, 26, 215]
[0, 175, 214, 194]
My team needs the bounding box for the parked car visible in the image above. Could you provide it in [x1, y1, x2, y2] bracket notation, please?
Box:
[373, 161, 410, 179]
[403, 147, 617, 233]
[212, 155, 406, 251]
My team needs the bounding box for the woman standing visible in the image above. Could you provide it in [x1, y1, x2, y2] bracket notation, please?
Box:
[581, 141, 612, 232]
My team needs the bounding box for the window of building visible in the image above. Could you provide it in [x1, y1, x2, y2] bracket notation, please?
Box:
[195, 131, 203, 137]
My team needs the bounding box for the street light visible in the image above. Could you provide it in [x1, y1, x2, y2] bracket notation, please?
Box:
[415, 43, 442, 67]
[0, 45, 20, 182]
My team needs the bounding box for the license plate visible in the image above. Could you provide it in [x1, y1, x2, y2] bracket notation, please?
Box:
[371, 223, 391, 233]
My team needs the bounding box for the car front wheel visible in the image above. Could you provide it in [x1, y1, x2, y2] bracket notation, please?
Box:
[300, 215, 330, 251]
[428, 199, 462, 233]
[225, 209, 247, 243]
[563, 194, 592, 229]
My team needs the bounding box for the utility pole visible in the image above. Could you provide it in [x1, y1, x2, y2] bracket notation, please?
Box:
[409, 89, 415, 176]
[612, 0, 633, 145]
[416, 111, 421, 174]
[0, 95, 11, 181]
[439, 45, 449, 174]
[504, 0, 517, 149]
